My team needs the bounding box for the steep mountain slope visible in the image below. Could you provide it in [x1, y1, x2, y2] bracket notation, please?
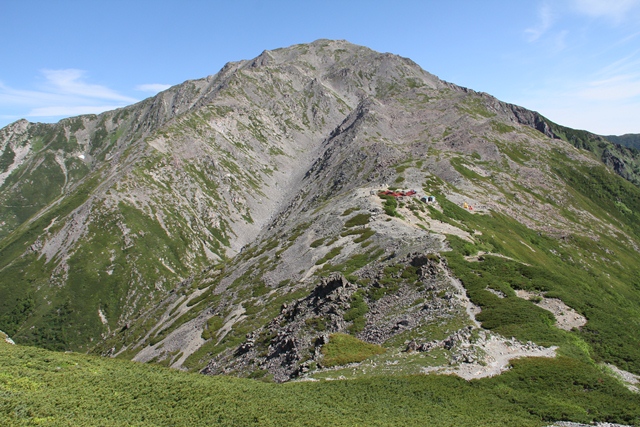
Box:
[0, 40, 453, 350]
[1, 40, 640, 417]
[0, 76, 235, 350]
[606, 133, 640, 150]
[536, 120, 640, 187]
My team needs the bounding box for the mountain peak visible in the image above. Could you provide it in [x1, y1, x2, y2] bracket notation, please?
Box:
[1, 41, 640, 421]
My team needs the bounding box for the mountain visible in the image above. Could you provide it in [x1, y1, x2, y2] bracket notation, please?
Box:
[605, 133, 640, 150]
[538, 122, 640, 187]
[1, 39, 640, 424]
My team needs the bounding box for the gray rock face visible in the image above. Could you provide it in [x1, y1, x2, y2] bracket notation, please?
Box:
[203, 273, 358, 382]
[506, 103, 555, 138]
[201, 252, 463, 383]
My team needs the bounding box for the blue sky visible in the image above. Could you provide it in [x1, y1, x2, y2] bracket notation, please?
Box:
[1, 0, 639, 135]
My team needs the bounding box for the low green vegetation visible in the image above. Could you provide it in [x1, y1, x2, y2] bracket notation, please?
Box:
[1, 341, 638, 426]
[449, 157, 484, 180]
[340, 207, 359, 216]
[310, 237, 326, 248]
[316, 246, 384, 277]
[0, 179, 221, 351]
[314, 246, 343, 265]
[343, 291, 369, 333]
[379, 194, 402, 218]
[495, 139, 531, 164]
[457, 96, 496, 119]
[321, 333, 385, 367]
[433, 161, 640, 373]
[606, 133, 640, 150]
[491, 120, 516, 134]
[340, 227, 375, 243]
[344, 213, 370, 227]
[0, 144, 15, 172]
[547, 118, 640, 187]
[201, 315, 224, 340]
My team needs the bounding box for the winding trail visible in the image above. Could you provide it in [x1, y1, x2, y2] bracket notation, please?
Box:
[441, 262, 481, 328]
[423, 262, 557, 380]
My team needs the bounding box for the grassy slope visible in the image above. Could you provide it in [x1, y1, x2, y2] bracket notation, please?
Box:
[0, 150, 232, 351]
[431, 157, 640, 373]
[1, 340, 638, 427]
[546, 120, 640, 187]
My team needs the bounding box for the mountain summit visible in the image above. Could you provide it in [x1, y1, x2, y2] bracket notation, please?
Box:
[1, 40, 639, 398]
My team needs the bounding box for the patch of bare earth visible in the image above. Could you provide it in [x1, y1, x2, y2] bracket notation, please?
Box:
[419, 268, 557, 380]
[423, 333, 557, 380]
[515, 290, 587, 331]
[464, 251, 527, 264]
[605, 363, 640, 393]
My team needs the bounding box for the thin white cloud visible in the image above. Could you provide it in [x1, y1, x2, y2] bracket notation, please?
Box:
[553, 29, 570, 51]
[0, 69, 138, 124]
[515, 2, 640, 134]
[28, 105, 129, 117]
[595, 50, 640, 77]
[575, 53, 640, 103]
[515, 69, 640, 135]
[525, 3, 555, 42]
[569, 0, 640, 22]
[533, 99, 640, 135]
[40, 69, 137, 103]
[0, 114, 21, 122]
[578, 73, 640, 101]
[611, 30, 640, 48]
[136, 83, 171, 93]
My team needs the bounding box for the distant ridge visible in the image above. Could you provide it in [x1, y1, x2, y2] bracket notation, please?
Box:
[605, 133, 640, 150]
